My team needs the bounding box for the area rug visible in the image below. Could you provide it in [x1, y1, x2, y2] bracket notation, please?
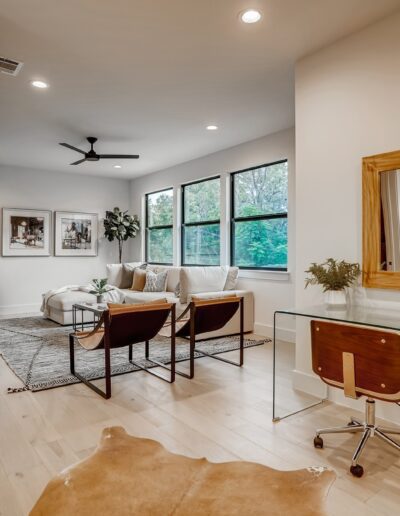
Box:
[30, 426, 335, 516]
[0, 316, 268, 393]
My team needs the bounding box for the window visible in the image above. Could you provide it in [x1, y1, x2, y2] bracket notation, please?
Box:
[181, 177, 220, 265]
[145, 188, 173, 264]
[231, 160, 288, 270]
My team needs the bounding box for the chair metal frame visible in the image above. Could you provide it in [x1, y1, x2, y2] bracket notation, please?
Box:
[171, 296, 244, 379]
[69, 304, 176, 399]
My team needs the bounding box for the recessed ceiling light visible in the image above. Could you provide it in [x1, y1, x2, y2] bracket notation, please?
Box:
[240, 9, 262, 24]
[31, 80, 48, 89]
[206, 125, 218, 131]
[113, 165, 122, 169]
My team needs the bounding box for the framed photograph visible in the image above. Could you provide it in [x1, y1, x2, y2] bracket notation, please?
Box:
[2, 208, 52, 256]
[55, 211, 98, 256]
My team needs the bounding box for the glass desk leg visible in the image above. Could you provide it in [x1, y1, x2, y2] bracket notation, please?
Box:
[272, 311, 327, 422]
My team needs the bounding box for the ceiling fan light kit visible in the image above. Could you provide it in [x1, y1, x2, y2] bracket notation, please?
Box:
[59, 137, 139, 165]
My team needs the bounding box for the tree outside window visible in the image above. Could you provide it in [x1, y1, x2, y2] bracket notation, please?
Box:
[231, 161, 288, 270]
[182, 177, 220, 265]
[145, 188, 173, 264]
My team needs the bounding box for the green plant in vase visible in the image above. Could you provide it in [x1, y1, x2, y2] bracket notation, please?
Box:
[89, 278, 113, 304]
[305, 258, 361, 306]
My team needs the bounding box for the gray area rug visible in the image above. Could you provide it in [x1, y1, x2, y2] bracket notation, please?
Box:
[0, 317, 268, 393]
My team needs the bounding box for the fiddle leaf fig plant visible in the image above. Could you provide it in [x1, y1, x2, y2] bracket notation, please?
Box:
[103, 207, 140, 263]
[305, 258, 361, 292]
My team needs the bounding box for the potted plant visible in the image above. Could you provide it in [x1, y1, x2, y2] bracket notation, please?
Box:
[89, 278, 113, 304]
[305, 258, 361, 306]
[104, 207, 140, 263]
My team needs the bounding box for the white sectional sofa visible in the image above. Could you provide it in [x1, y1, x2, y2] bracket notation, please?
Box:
[43, 263, 254, 339]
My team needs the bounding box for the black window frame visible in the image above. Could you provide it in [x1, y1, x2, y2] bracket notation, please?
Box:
[181, 176, 221, 266]
[145, 187, 174, 265]
[230, 159, 288, 271]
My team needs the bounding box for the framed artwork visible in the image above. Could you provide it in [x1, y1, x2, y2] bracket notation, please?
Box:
[2, 208, 52, 257]
[54, 211, 98, 256]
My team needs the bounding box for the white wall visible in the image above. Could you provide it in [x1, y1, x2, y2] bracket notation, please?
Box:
[130, 127, 296, 339]
[0, 166, 130, 314]
[295, 11, 400, 421]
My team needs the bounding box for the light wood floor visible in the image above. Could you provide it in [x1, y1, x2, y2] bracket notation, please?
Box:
[1, 324, 400, 515]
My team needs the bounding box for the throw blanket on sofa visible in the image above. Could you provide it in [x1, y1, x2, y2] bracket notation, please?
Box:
[41, 285, 125, 317]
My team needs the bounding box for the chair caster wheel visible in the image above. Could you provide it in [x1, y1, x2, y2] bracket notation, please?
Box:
[314, 436, 324, 449]
[350, 464, 364, 477]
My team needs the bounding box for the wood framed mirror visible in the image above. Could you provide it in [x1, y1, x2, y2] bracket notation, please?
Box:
[363, 149, 400, 289]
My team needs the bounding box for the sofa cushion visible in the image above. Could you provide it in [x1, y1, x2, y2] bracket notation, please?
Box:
[224, 267, 239, 290]
[47, 291, 96, 311]
[124, 291, 176, 305]
[179, 266, 229, 304]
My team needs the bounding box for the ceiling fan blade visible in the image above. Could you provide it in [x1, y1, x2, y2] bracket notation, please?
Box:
[59, 142, 86, 155]
[99, 154, 140, 159]
[70, 158, 87, 165]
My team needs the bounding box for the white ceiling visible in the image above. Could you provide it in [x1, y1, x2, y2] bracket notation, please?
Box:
[1, 0, 400, 179]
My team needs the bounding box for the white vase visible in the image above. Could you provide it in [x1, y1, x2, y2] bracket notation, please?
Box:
[96, 294, 104, 304]
[324, 290, 346, 307]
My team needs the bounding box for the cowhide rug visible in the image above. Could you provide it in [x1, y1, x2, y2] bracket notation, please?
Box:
[30, 426, 335, 516]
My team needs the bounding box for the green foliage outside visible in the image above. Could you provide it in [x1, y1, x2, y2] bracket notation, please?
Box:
[147, 162, 288, 268]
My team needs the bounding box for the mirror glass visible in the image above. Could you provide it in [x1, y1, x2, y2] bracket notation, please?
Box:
[380, 169, 400, 271]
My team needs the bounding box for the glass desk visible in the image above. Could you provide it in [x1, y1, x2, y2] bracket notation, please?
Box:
[273, 305, 400, 422]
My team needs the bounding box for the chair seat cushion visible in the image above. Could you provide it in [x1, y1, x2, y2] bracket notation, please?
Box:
[47, 291, 96, 311]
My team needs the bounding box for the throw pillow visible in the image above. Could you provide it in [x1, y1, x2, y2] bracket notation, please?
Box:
[224, 267, 239, 290]
[120, 262, 146, 289]
[179, 266, 229, 304]
[131, 268, 147, 291]
[106, 263, 123, 288]
[143, 270, 168, 292]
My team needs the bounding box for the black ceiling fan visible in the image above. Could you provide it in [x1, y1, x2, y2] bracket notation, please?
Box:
[59, 137, 139, 165]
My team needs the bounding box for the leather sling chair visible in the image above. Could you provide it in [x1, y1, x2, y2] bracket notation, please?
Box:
[310, 320, 400, 477]
[161, 296, 244, 379]
[69, 302, 176, 399]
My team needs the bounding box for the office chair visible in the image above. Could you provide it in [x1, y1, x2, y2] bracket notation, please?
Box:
[310, 320, 400, 477]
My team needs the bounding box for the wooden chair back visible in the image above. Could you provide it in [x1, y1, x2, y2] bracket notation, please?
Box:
[311, 320, 400, 402]
[176, 297, 241, 338]
[104, 302, 173, 349]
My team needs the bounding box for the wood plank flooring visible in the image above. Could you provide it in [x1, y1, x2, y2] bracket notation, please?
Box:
[0, 320, 399, 515]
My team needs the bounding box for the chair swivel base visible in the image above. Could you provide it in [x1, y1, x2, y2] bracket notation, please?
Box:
[313, 398, 400, 477]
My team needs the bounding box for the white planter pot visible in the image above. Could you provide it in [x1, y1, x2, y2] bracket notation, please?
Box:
[324, 290, 346, 307]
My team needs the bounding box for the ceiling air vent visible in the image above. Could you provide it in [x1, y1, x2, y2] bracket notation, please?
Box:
[0, 56, 23, 76]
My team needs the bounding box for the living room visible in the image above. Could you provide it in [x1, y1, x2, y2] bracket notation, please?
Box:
[1, 1, 400, 515]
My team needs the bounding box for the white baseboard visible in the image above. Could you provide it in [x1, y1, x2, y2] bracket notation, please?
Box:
[292, 369, 328, 399]
[254, 322, 296, 343]
[0, 303, 41, 316]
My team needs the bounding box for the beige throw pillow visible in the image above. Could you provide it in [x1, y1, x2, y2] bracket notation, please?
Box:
[131, 268, 147, 291]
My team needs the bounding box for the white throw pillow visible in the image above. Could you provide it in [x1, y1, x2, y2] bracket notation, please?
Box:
[179, 266, 229, 304]
[143, 270, 169, 292]
[147, 265, 180, 292]
[224, 267, 239, 290]
[106, 263, 123, 287]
